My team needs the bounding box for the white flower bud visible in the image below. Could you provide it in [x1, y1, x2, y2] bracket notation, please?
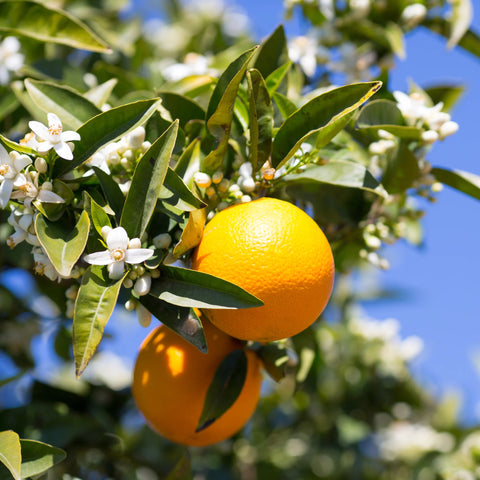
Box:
[125, 298, 136, 311]
[153, 232, 172, 249]
[128, 237, 142, 249]
[401, 3, 427, 28]
[134, 274, 152, 296]
[439, 120, 459, 139]
[101, 226, 112, 240]
[141, 141, 151, 153]
[34, 157, 48, 173]
[240, 176, 256, 193]
[218, 178, 230, 193]
[136, 303, 152, 327]
[240, 194, 251, 203]
[421, 130, 439, 144]
[194, 172, 212, 189]
[212, 171, 223, 184]
[127, 126, 146, 150]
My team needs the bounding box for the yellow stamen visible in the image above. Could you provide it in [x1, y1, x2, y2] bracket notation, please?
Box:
[110, 247, 125, 262]
[0, 164, 9, 176]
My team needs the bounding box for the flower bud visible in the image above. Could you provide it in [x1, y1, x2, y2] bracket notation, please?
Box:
[128, 237, 142, 249]
[194, 172, 212, 189]
[136, 303, 152, 327]
[212, 171, 223, 184]
[439, 121, 459, 139]
[127, 126, 146, 150]
[34, 157, 48, 173]
[134, 274, 151, 296]
[153, 232, 172, 249]
[421, 130, 439, 144]
[401, 3, 427, 28]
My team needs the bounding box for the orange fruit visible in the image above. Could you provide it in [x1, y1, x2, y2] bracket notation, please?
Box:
[191, 197, 334, 342]
[132, 319, 262, 447]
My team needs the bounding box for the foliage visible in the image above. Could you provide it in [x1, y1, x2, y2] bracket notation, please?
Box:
[0, 0, 479, 478]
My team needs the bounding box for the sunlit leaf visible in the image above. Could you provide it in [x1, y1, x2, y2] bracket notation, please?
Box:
[25, 79, 101, 130]
[73, 265, 124, 377]
[273, 91, 298, 119]
[271, 81, 382, 168]
[280, 161, 387, 197]
[0, 134, 36, 156]
[159, 167, 206, 212]
[35, 211, 90, 277]
[432, 167, 480, 201]
[19, 440, 65, 478]
[149, 265, 264, 310]
[54, 98, 161, 176]
[385, 22, 405, 59]
[447, 0, 473, 49]
[120, 120, 178, 239]
[84, 79, 118, 108]
[247, 69, 273, 172]
[157, 92, 205, 128]
[265, 61, 292, 94]
[173, 208, 207, 257]
[0, 0, 110, 52]
[253, 25, 289, 78]
[0, 431, 21, 480]
[196, 349, 248, 432]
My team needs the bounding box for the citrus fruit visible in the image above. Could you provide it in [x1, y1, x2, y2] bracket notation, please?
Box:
[191, 197, 335, 342]
[132, 319, 262, 447]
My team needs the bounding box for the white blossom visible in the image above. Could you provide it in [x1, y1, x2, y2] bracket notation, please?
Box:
[289, 35, 329, 77]
[401, 3, 428, 29]
[0, 36, 24, 85]
[237, 162, 256, 193]
[32, 246, 61, 281]
[29, 113, 81, 160]
[0, 147, 32, 208]
[83, 226, 154, 279]
[6, 206, 39, 248]
[10, 171, 64, 208]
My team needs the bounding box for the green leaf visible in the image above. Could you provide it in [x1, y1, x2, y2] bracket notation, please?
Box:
[165, 450, 191, 480]
[35, 211, 90, 277]
[0, 134, 36, 156]
[253, 25, 289, 78]
[84, 79, 118, 108]
[157, 92, 205, 129]
[432, 167, 480, 201]
[255, 343, 291, 382]
[447, 0, 473, 49]
[149, 265, 264, 310]
[271, 81, 382, 168]
[139, 297, 207, 353]
[120, 120, 178, 239]
[73, 265, 124, 377]
[384, 22, 405, 59]
[173, 208, 207, 257]
[0, 431, 21, 480]
[203, 47, 257, 173]
[92, 166, 125, 224]
[280, 161, 387, 197]
[18, 440, 65, 479]
[87, 194, 112, 238]
[196, 349, 248, 432]
[160, 167, 206, 212]
[273, 91, 298, 119]
[426, 84, 465, 112]
[25, 79, 101, 130]
[0, 0, 110, 52]
[356, 99, 421, 139]
[265, 61, 292, 94]
[247, 69, 274, 172]
[54, 98, 161, 176]
[382, 141, 419, 194]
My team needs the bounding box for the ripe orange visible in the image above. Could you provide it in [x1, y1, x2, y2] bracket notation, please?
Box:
[191, 197, 334, 342]
[132, 319, 262, 447]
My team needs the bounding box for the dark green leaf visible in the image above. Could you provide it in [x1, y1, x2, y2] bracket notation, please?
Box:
[432, 167, 480, 201]
[35, 211, 90, 277]
[160, 167, 206, 212]
[0, 431, 21, 480]
[73, 265, 124, 377]
[382, 141, 419, 194]
[54, 99, 161, 176]
[139, 297, 207, 353]
[92, 166, 125, 224]
[271, 81, 382, 168]
[247, 69, 273, 172]
[272, 91, 297, 119]
[173, 137, 202, 180]
[149, 265, 264, 309]
[19, 440, 66, 478]
[157, 92, 205, 129]
[255, 343, 291, 382]
[281, 161, 387, 197]
[25, 79, 101, 130]
[120, 120, 178, 239]
[166, 450, 192, 480]
[426, 84, 465, 112]
[196, 349, 248, 432]
[0, 0, 110, 52]
[253, 25, 289, 78]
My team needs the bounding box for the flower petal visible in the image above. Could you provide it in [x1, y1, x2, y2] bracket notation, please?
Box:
[0, 144, 9, 162]
[53, 142, 73, 160]
[13, 154, 32, 172]
[37, 189, 65, 203]
[125, 248, 154, 265]
[0, 179, 13, 208]
[83, 250, 113, 265]
[47, 113, 62, 127]
[108, 261, 125, 279]
[28, 120, 49, 140]
[61, 131, 81, 142]
[37, 141, 53, 153]
[106, 227, 129, 250]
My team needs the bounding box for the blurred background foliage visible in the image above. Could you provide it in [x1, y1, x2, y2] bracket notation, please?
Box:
[2, 0, 480, 478]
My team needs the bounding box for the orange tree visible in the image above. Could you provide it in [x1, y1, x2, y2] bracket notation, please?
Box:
[0, 0, 480, 478]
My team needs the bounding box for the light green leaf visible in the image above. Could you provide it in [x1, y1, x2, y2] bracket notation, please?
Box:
[382, 141, 419, 194]
[196, 349, 248, 432]
[273, 91, 298, 119]
[173, 208, 207, 258]
[120, 120, 179, 240]
[447, 0, 473, 49]
[19, 440, 66, 479]
[0, 134, 36, 156]
[53, 98, 161, 176]
[203, 47, 257, 173]
[149, 265, 264, 310]
[173, 137, 202, 184]
[356, 99, 421, 139]
[25, 79, 101, 130]
[73, 265, 124, 377]
[88, 194, 112, 239]
[84, 79, 118, 108]
[271, 81, 382, 168]
[247, 69, 274, 172]
[432, 167, 480, 201]
[385, 22, 405, 59]
[265, 61, 292, 94]
[0, 431, 21, 480]
[0, 0, 110, 52]
[280, 161, 387, 197]
[35, 211, 90, 277]
[159, 167, 206, 212]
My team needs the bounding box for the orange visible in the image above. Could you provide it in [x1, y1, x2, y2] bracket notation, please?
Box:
[191, 197, 334, 342]
[132, 319, 262, 447]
